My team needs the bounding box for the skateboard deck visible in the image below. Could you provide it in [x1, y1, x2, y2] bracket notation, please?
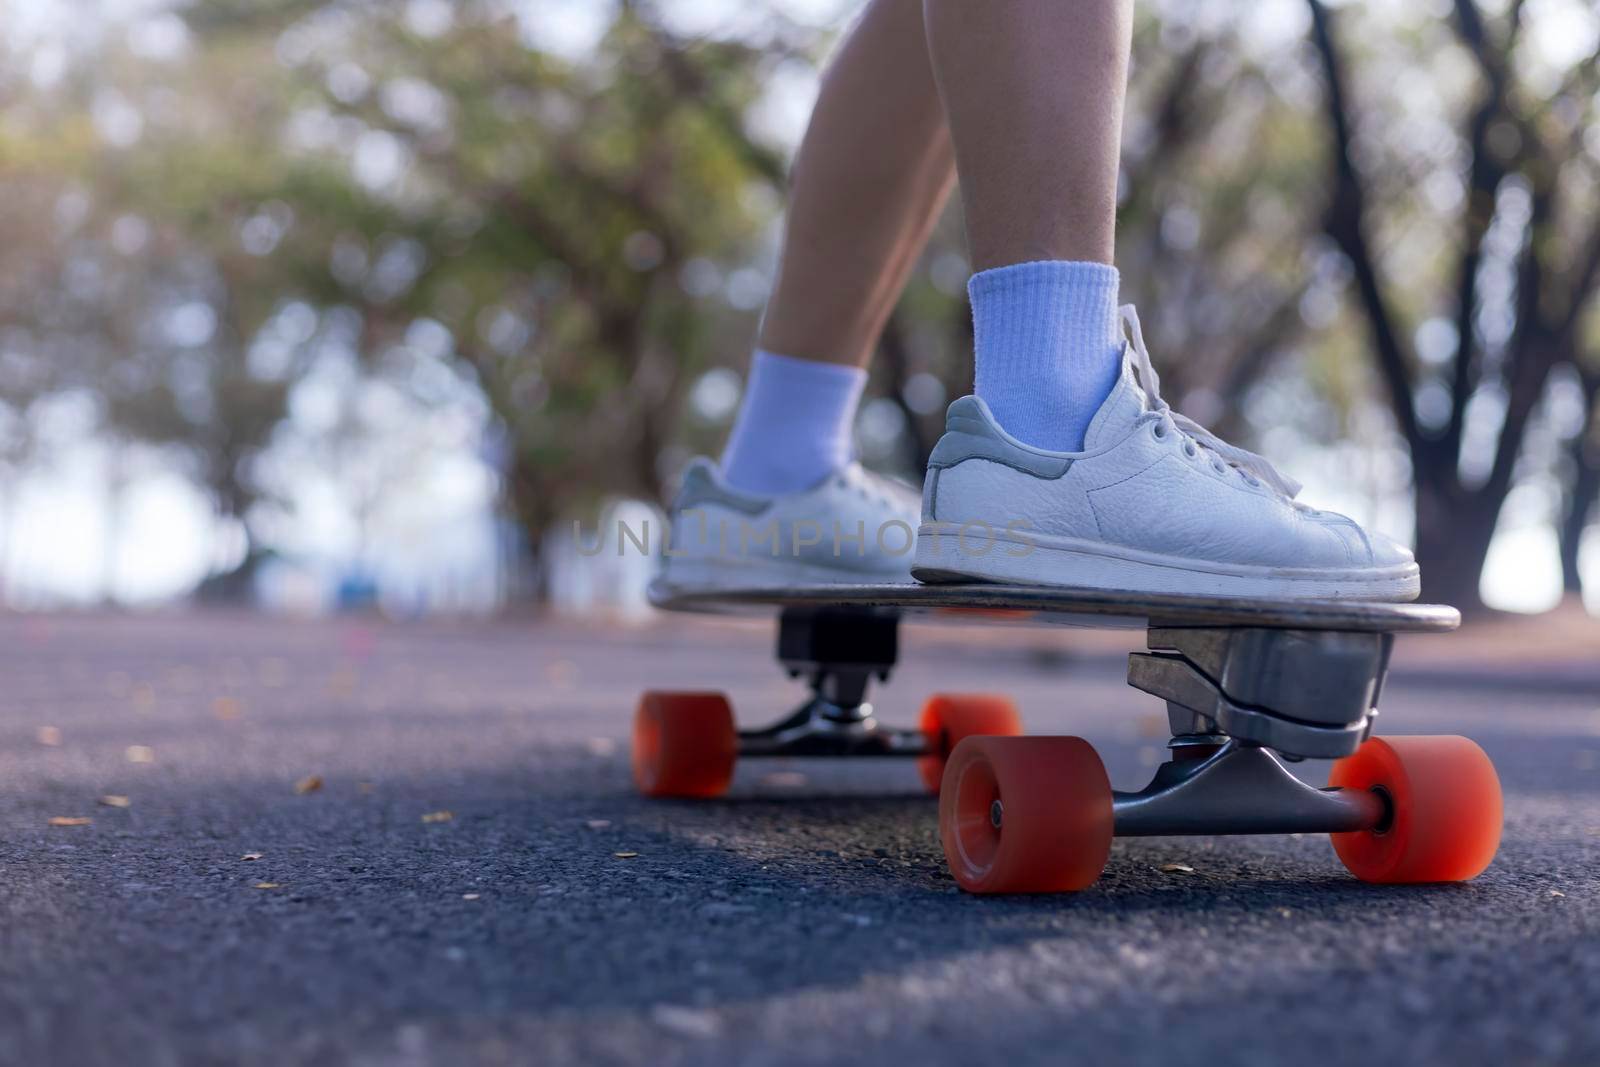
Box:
[633, 580, 1498, 894]
[648, 581, 1459, 633]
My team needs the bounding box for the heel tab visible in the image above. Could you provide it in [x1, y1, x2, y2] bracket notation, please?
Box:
[671, 457, 769, 515]
[678, 456, 719, 492]
[945, 394, 998, 435]
[929, 397, 1073, 477]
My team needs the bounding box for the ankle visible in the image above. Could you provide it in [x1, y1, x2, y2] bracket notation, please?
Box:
[969, 260, 1122, 452]
[719, 349, 866, 495]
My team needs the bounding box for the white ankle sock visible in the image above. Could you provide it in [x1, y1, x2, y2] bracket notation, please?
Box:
[719, 349, 866, 495]
[969, 260, 1123, 452]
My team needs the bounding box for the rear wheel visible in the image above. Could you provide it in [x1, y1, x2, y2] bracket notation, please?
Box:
[632, 691, 737, 798]
[917, 693, 1023, 793]
[939, 735, 1113, 894]
[1329, 735, 1501, 883]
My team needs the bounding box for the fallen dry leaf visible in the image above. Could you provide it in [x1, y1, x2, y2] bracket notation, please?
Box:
[546, 659, 579, 688]
[253, 882, 280, 890]
[651, 1004, 721, 1039]
[293, 775, 323, 795]
[98, 795, 131, 808]
[758, 771, 808, 789]
[1159, 863, 1197, 874]
[125, 745, 154, 764]
[421, 811, 453, 823]
[614, 851, 639, 859]
[241, 852, 264, 861]
[36, 726, 61, 747]
[48, 816, 92, 827]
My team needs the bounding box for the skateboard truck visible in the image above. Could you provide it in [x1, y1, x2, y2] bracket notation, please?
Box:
[1109, 738, 1388, 837]
[1114, 622, 1396, 836]
[737, 608, 929, 759]
[1126, 625, 1392, 760]
[634, 605, 1020, 798]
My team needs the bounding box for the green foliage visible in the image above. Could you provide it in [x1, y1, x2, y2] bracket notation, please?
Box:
[2, 0, 1596, 604]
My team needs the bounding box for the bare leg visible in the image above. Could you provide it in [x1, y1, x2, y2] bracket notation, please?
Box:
[719, 0, 1131, 493]
[923, 0, 1132, 270]
[758, 0, 955, 368]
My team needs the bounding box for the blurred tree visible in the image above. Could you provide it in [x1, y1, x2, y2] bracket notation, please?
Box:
[1561, 364, 1599, 593]
[0, 174, 74, 596]
[5, 0, 1595, 610]
[1307, 0, 1600, 607]
[0, 39, 327, 599]
[176, 0, 810, 591]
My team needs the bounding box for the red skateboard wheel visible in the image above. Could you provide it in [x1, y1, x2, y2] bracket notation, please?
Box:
[1329, 735, 1502, 883]
[939, 735, 1113, 893]
[632, 691, 737, 798]
[917, 693, 1023, 793]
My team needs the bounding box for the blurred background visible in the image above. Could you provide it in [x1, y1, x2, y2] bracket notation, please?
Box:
[1, 0, 1598, 620]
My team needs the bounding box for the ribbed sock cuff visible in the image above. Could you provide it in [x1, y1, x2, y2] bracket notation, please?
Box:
[968, 260, 1122, 359]
[718, 349, 867, 495]
[969, 260, 1123, 452]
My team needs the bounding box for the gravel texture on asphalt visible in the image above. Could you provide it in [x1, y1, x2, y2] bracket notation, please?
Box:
[0, 611, 1594, 1066]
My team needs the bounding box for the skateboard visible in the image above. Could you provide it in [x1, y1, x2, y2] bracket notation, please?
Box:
[635, 582, 1502, 893]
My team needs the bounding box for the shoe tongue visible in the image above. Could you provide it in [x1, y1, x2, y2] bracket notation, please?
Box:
[1082, 347, 1149, 451]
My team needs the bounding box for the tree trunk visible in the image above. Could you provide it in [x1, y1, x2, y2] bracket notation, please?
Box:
[1559, 447, 1598, 594]
[1412, 482, 1500, 611]
[504, 457, 558, 603]
[194, 542, 263, 604]
[879, 311, 937, 472]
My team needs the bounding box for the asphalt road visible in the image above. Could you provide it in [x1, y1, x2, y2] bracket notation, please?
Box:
[0, 610, 1595, 1066]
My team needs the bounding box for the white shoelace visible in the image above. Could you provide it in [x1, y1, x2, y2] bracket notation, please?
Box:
[1119, 305, 1303, 500]
[836, 465, 913, 510]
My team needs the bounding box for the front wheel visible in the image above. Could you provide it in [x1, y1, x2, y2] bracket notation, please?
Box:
[939, 735, 1113, 894]
[1329, 735, 1502, 883]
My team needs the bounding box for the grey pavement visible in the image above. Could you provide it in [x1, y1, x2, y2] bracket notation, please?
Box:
[0, 610, 1595, 1066]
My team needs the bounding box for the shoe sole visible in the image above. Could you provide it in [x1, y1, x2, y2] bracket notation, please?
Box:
[912, 526, 1421, 602]
[657, 554, 914, 593]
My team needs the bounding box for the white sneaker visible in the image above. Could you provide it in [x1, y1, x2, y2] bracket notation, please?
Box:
[655, 459, 922, 592]
[912, 306, 1421, 601]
